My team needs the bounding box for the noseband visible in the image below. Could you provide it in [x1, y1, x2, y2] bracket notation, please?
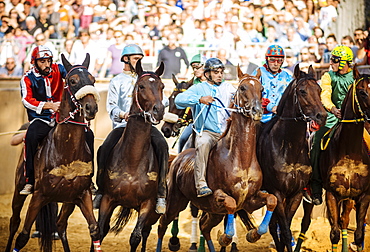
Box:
[56, 66, 98, 126]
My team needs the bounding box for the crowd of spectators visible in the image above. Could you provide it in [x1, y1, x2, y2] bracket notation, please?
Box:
[0, 0, 369, 79]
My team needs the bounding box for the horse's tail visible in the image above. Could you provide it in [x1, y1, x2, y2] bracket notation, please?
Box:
[38, 202, 58, 252]
[110, 206, 133, 235]
[237, 209, 257, 230]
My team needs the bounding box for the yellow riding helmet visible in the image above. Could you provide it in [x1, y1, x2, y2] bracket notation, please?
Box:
[331, 45, 353, 70]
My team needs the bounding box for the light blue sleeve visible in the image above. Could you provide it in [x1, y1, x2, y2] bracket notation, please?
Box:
[175, 85, 204, 109]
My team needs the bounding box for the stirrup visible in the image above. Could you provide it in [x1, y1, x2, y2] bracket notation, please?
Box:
[197, 186, 213, 197]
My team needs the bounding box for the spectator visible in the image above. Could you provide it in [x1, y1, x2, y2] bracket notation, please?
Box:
[69, 29, 100, 76]
[24, 15, 42, 37]
[354, 28, 366, 62]
[58, 0, 74, 38]
[341, 35, 356, 57]
[239, 49, 258, 75]
[356, 33, 370, 74]
[23, 32, 58, 72]
[8, 8, 22, 29]
[93, 0, 116, 23]
[5, 0, 24, 16]
[71, 0, 84, 37]
[30, 0, 43, 19]
[157, 32, 189, 79]
[13, 26, 33, 66]
[283, 48, 296, 74]
[80, 0, 94, 29]
[35, 7, 54, 38]
[0, 56, 23, 77]
[0, 16, 13, 38]
[58, 38, 75, 62]
[143, 14, 160, 40]
[298, 46, 315, 72]
[318, 0, 338, 35]
[0, 30, 19, 66]
[216, 48, 233, 66]
[44, 1, 61, 39]
[313, 26, 325, 44]
[320, 33, 338, 66]
[99, 30, 125, 78]
[278, 26, 306, 56]
[0, 1, 6, 21]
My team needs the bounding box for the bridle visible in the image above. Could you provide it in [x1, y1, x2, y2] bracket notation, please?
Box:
[230, 76, 261, 117]
[129, 72, 162, 125]
[278, 77, 315, 122]
[163, 81, 193, 136]
[55, 66, 98, 126]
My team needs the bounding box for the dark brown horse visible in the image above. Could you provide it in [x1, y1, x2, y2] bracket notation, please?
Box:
[6, 53, 101, 252]
[257, 65, 327, 252]
[294, 68, 370, 252]
[156, 66, 278, 252]
[97, 60, 165, 252]
[161, 74, 194, 139]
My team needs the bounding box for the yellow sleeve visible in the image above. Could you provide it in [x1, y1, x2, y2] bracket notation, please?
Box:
[320, 72, 335, 111]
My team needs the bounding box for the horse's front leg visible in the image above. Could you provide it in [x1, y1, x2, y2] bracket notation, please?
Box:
[97, 194, 117, 246]
[199, 212, 224, 252]
[76, 190, 100, 252]
[354, 194, 370, 251]
[244, 190, 277, 243]
[13, 194, 44, 251]
[131, 200, 155, 252]
[294, 200, 314, 252]
[5, 192, 28, 252]
[139, 200, 160, 252]
[340, 199, 354, 252]
[57, 203, 76, 252]
[326, 191, 341, 252]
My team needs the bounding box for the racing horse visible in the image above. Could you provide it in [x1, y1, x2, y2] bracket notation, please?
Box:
[6, 53, 101, 252]
[161, 75, 239, 252]
[97, 60, 165, 251]
[156, 66, 278, 252]
[294, 68, 370, 252]
[257, 65, 327, 252]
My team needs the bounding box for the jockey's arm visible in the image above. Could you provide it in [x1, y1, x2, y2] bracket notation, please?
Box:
[320, 72, 335, 112]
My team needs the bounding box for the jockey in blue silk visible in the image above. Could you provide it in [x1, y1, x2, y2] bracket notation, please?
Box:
[252, 45, 293, 123]
[175, 58, 236, 197]
[93, 44, 169, 214]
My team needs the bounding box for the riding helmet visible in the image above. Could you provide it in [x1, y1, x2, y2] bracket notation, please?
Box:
[121, 44, 144, 62]
[265, 45, 285, 57]
[204, 58, 225, 73]
[190, 54, 206, 66]
[31, 45, 53, 65]
[331, 45, 353, 70]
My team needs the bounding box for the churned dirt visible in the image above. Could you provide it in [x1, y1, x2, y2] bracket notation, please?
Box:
[1, 192, 369, 252]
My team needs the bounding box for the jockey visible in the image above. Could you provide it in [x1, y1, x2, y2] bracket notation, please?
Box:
[309, 45, 354, 205]
[177, 54, 207, 153]
[252, 44, 293, 123]
[19, 45, 67, 195]
[94, 44, 169, 214]
[175, 58, 236, 197]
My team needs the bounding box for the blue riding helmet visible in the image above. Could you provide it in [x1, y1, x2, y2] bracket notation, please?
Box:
[121, 44, 144, 62]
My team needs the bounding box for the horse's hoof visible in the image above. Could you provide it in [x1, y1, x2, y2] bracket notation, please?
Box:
[218, 234, 232, 247]
[246, 229, 261, 243]
[230, 242, 239, 252]
[168, 236, 180, 251]
[188, 242, 197, 252]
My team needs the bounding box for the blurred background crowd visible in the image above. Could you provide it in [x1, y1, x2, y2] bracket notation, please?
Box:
[0, 0, 369, 79]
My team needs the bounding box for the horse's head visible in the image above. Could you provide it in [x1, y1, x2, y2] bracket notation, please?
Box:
[129, 59, 165, 124]
[233, 66, 263, 121]
[351, 66, 370, 119]
[278, 64, 327, 128]
[61, 53, 100, 122]
[161, 74, 194, 138]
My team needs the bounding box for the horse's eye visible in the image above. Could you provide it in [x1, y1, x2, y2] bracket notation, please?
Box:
[299, 89, 307, 95]
[359, 89, 368, 98]
[139, 85, 145, 89]
[240, 86, 246, 91]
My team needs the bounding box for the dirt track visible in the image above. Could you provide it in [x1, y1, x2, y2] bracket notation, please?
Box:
[1, 192, 370, 252]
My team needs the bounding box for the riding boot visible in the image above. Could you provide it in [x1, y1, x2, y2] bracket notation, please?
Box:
[94, 127, 124, 209]
[310, 126, 329, 205]
[151, 127, 169, 214]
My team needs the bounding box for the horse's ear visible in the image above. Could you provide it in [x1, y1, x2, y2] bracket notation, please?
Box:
[155, 61, 165, 77]
[237, 64, 244, 79]
[293, 63, 300, 79]
[172, 74, 178, 85]
[61, 53, 73, 73]
[307, 65, 315, 77]
[353, 64, 360, 79]
[135, 59, 143, 76]
[82, 53, 90, 69]
[255, 68, 261, 79]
